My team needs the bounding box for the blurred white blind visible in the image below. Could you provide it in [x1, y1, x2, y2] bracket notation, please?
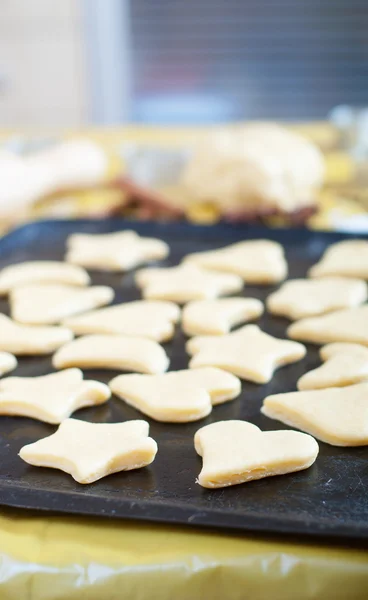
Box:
[130, 0, 368, 123]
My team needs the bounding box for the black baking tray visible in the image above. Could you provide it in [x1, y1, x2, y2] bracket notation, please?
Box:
[0, 218, 367, 542]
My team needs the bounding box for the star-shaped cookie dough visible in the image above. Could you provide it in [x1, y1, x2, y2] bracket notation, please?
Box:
[0, 315, 73, 355]
[0, 261, 90, 296]
[267, 277, 367, 320]
[11, 284, 114, 325]
[66, 230, 169, 271]
[183, 239, 287, 284]
[288, 306, 368, 346]
[309, 240, 368, 280]
[53, 334, 169, 374]
[19, 418, 158, 483]
[0, 352, 17, 376]
[182, 297, 263, 336]
[63, 300, 180, 342]
[135, 264, 243, 303]
[109, 367, 241, 422]
[262, 382, 368, 446]
[187, 324, 306, 383]
[0, 369, 110, 423]
[297, 343, 368, 390]
[194, 420, 319, 488]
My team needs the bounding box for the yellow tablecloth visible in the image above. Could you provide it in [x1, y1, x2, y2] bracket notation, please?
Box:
[1, 509, 367, 600]
[0, 125, 368, 599]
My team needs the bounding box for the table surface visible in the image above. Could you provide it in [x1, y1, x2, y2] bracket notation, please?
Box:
[0, 125, 368, 599]
[1, 508, 368, 600]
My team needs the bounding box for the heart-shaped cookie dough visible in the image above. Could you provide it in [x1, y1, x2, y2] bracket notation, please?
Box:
[194, 420, 319, 488]
[19, 419, 158, 484]
[0, 369, 110, 423]
[187, 324, 306, 383]
[183, 239, 287, 284]
[0, 261, 90, 295]
[0, 352, 17, 376]
[288, 306, 368, 346]
[182, 297, 263, 336]
[135, 264, 243, 303]
[66, 230, 169, 271]
[109, 367, 241, 422]
[53, 334, 169, 374]
[63, 300, 180, 342]
[11, 284, 114, 325]
[0, 315, 73, 355]
[297, 343, 368, 390]
[309, 240, 368, 280]
[267, 277, 367, 320]
[262, 382, 368, 446]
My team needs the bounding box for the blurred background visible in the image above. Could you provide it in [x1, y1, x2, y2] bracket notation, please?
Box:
[0, 0, 367, 232]
[1, 0, 367, 126]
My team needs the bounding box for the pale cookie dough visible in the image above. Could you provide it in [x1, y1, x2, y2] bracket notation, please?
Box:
[267, 277, 368, 320]
[53, 334, 169, 374]
[11, 284, 114, 325]
[182, 298, 264, 336]
[135, 264, 243, 303]
[0, 352, 17, 376]
[0, 261, 90, 296]
[66, 230, 169, 271]
[320, 342, 368, 361]
[309, 240, 368, 280]
[194, 420, 319, 488]
[183, 239, 287, 284]
[297, 343, 368, 390]
[63, 300, 180, 342]
[0, 369, 110, 424]
[19, 418, 158, 484]
[180, 123, 324, 215]
[0, 314, 73, 355]
[288, 306, 368, 346]
[187, 324, 306, 383]
[262, 382, 368, 446]
[109, 368, 241, 423]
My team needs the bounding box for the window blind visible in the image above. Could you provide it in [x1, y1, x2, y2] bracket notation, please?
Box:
[129, 0, 368, 123]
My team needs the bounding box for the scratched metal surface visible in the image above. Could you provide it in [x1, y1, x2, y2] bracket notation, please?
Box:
[0, 219, 367, 541]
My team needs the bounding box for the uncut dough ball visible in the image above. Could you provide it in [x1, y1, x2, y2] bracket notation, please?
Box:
[180, 123, 324, 214]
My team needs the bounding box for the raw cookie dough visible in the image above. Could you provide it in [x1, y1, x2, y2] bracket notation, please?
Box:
[182, 297, 264, 336]
[0, 369, 110, 424]
[194, 420, 319, 488]
[180, 123, 324, 215]
[0, 314, 73, 355]
[109, 367, 241, 422]
[11, 284, 114, 325]
[187, 324, 306, 383]
[309, 240, 368, 280]
[66, 230, 169, 271]
[297, 344, 368, 390]
[288, 306, 368, 346]
[0, 352, 17, 376]
[0, 261, 90, 295]
[19, 418, 158, 484]
[53, 334, 169, 374]
[135, 264, 243, 303]
[183, 239, 287, 284]
[267, 277, 367, 320]
[262, 382, 368, 446]
[320, 342, 368, 361]
[63, 300, 180, 342]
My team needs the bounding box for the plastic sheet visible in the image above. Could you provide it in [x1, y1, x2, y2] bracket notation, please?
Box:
[0, 509, 367, 600]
